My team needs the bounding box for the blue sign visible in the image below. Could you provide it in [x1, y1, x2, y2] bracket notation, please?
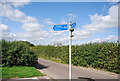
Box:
[70, 22, 76, 28]
[53, 24, 68, 31]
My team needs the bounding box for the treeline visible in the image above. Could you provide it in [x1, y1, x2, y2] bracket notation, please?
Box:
[1, 40, 119, 73]
[34, 42, 119, 74]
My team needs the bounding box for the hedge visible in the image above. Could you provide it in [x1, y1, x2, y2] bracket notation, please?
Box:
[1, 40, 119, 74]
[1, 40, 37, 67]
[33, 42, 119, 74]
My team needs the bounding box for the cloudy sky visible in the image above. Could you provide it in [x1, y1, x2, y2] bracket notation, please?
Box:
[0, 0, 119, 45]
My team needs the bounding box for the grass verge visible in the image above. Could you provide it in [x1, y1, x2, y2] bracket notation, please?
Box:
[2, 66, 44, 79]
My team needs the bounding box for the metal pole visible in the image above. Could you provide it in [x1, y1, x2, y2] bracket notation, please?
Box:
[69, 22, 72, 80]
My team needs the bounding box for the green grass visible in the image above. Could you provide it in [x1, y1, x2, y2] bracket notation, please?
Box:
[2, 66, 44, 79]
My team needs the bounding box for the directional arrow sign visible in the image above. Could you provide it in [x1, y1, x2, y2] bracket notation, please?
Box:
[70, 22, 76, 28]
[53, 24, 68, 31]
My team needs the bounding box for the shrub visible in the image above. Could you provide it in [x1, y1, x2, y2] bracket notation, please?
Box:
[1, 40, 37, 67]
[34, 42, 119, 74]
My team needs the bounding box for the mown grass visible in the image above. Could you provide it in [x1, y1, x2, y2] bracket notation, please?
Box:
[2, 66, 44, 79]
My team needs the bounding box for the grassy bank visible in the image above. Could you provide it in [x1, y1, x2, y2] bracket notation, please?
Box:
[2, 66, 44, 79]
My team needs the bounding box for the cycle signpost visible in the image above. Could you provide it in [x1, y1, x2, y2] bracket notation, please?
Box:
[53, 24, 68, 31]
[53, 21, 76, 80]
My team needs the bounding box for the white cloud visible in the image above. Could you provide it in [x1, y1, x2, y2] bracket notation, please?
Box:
[16, 30, 50, 45]
[11, 2, 30, 7]
[22, 16, 37, 23]
[106, 0, 119, 2]
[1, 1, 47, 43]
[2, 0, 30, 7]
[74, 4, 118, 41]
[22, 23, 44, 32]
[55, 37, 69, 43]
[0, 24, 9, 31]
[89, 4, 118, 28]
[105, 35, 118, 41]
[74, 30, 92, 40]
[91, 35, 117, 43]
[17, 32, 46, 39]
[50, 31, 65, 36]
[51, 34, 69, 45]
[0, 24, 16, 40]
[73, 35, 118, 45]
[1, 3, 38, 23]
[56, 4, 118, 44]
[1, 2, 118, 45]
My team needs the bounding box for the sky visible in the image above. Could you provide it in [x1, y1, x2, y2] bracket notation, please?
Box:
[0, 0, 119, 45]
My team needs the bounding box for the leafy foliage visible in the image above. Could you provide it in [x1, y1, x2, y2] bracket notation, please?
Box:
[34, 42, 119, 74]
[72, 42, 119, 74]
[1, 39, 119, 74]
[1, 40, 37, 67]
[33, 45, 69, 64]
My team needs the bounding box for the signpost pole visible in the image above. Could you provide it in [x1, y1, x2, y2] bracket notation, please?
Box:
[69, 22, 72, 80]
[53, 21, 76, 81]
